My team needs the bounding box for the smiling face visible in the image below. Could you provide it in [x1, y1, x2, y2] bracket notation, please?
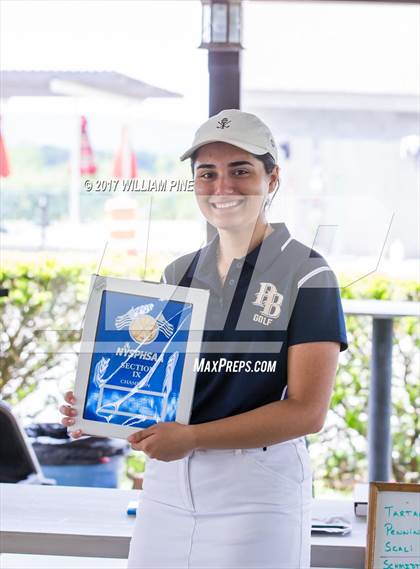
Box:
[193, 142, 279, 231]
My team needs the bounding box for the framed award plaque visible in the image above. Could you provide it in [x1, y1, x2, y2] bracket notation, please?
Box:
[69, 275, 209, 439]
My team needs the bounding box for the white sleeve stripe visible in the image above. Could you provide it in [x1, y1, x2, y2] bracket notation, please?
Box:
[280, 236, 293, 252]
[297, 266, 331, 289]
[280, 385, 288, 400]
[162, 272, 167, 284]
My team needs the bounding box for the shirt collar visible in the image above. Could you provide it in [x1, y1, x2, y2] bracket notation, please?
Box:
[187, 222, 292, 286]
[243, 222, 291, 273]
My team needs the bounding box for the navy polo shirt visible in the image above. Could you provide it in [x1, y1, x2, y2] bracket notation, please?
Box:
[162, 222, 348, 425]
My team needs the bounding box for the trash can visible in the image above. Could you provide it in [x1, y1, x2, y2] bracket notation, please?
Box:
[25, 423, 129, 488]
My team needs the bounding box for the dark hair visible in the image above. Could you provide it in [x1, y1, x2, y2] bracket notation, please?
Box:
[190, 150, 277, 176]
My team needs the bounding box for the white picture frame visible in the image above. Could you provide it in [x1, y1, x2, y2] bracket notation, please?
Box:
[69, 274, 209, 439]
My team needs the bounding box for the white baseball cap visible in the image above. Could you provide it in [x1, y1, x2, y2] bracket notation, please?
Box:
[179, 109, 278, 164]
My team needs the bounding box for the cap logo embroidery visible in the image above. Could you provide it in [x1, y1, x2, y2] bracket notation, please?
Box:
[217, 118, 231, 130]
[252, 282, 283, 326]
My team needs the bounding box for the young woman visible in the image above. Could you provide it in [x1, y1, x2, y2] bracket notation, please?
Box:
[61, 109, 348, 568]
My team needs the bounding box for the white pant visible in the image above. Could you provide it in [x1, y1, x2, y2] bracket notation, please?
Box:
[127, 437, 313, 569]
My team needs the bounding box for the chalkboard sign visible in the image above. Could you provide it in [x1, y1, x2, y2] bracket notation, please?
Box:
[365, 482, 419, 569]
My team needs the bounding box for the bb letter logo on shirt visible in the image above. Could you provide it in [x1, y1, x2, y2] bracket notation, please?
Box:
[252, 282, 283, 326]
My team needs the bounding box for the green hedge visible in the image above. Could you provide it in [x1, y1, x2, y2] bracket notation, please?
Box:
[1, 261, 418, 487]
[0, 261, 87, 405]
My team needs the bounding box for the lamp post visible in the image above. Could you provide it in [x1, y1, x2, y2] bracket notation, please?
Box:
[200, 0, 243, 242]
[200, 0, 243, 117]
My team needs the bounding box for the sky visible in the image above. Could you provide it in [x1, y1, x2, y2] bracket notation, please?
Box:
[0, 0, 419, 154]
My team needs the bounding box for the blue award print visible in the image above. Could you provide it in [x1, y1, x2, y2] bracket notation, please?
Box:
[83, 290, 193, 428]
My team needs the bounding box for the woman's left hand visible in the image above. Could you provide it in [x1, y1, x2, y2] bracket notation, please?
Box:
[128, 422, 196, 462]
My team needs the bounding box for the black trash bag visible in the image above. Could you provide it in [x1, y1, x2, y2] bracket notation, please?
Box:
[25, 422, 130, 465]
[25, 423, 68, 439]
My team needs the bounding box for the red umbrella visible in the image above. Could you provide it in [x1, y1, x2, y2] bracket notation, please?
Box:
[112, 126, 138, 179]
[0, 118, 10, 178]
[80, 115, 97, 175]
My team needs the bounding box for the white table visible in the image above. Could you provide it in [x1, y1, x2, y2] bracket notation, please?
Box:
[0, 554, 127, 569]
[310, 498, 366, 568]
[0, 484, 366, 568]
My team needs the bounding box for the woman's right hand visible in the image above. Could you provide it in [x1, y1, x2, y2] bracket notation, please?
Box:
[59, 390, 84, 439]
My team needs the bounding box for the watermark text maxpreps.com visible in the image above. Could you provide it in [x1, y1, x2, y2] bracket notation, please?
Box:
[194, 358, 277, 374]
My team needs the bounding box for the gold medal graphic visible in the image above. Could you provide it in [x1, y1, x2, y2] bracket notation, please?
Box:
[129, 314, 159, 344]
